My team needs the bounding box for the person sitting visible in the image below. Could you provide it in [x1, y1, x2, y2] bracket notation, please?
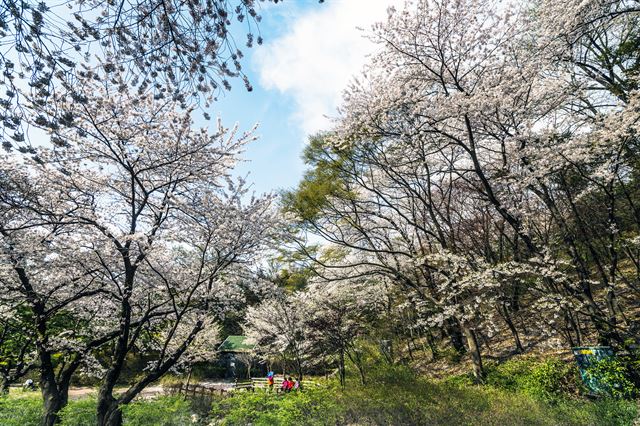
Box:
[293, 378, 301, 391]
[23, 378, 35, 391]
[286, 376, 294, 392]
[280, 377, 289, 393]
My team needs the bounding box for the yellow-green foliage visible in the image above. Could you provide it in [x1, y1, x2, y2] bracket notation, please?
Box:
[213, 364, 639, 426]
[2, 362, 638, 426]
[484, 358, 578, 401]
[0, 394, 192, 426]
[584, 357, 639, 399]
[121, 396, 192, 425]
[211, 387, 339, 426]
[0, 392, 41, 426]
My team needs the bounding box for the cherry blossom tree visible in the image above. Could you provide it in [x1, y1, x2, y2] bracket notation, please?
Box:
[244, 289, 309, 380]
[0, 70, 277, 425]
[302, 278, 385, 387]
[285, 0, 640, 381]
[0, 0, 324, 152]
[0, 156, 116, 425]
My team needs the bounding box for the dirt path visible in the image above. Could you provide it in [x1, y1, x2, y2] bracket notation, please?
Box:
[67, 385, 165, 400]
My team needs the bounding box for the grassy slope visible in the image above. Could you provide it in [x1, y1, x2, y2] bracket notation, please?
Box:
[211, 364, 639, 426]
[2, 361, 638, 425]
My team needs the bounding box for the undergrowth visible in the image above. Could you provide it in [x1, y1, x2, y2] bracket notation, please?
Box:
[211, 362, 639, 425]
[0, 393, 191, 426]
[1, 359, 638, 426]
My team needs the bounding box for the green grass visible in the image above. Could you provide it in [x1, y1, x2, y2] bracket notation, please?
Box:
[0, 392, 42, 426]
[211, 387, 340, 425]
[211, 364, 639, 426]
[2, 360, 638, 426]
[0, 392, 192, 426]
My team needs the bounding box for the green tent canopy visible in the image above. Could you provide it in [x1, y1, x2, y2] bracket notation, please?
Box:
[218, 335, 256, 353]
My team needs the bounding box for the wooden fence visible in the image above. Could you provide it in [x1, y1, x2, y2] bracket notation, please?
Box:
[168, 377, 323, 398]
[167, 383, 227, 397]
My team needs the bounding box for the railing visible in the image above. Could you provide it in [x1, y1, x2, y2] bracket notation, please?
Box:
[250, 377, 322, 390]
[167, 382, 227, 397]
[167, 377, 323, 397]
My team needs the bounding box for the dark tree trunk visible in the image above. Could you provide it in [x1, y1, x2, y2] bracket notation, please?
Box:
[294, 350, 304, 381]
[461, 323, 484, 382]
[0, 377, 9, 394]
[426, 331, 439, 360]
[357, 364, 366, 385]
[346, 348, 366, 385]
[40, 373, 71, 426]
[96, 396, 123, 426]
[38, 318, 74, 426]
[446, 319, 466, 355]
[96, 272, 133, 426]
[185, 367, 193, 388]
[500, 303, 524, 353]
[338, 349, 346, 389]
[41, 391, 67, 426]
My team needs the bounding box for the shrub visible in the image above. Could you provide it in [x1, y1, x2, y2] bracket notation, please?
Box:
[443, 372, 475, 387]
[584, 357, 638, 399]
[486, 358, 577, 401]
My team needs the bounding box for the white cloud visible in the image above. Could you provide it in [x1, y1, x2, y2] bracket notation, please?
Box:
[254, 0, 394, 137]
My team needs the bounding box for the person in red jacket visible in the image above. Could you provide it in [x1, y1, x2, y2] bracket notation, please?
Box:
[280, 377, 289, 393]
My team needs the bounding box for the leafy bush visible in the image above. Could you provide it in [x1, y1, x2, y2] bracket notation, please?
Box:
[486, 358, 577, 401]
[210, 363, 638, 426]
[1, 361, 638, 426]
[584, 357, 638, 399]
[158, 374, 184, 386]
[444, 372, 476, 387]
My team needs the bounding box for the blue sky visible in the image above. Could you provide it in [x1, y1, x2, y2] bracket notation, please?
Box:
[24, 1, 394, 195]
[212, 0, 395, 195]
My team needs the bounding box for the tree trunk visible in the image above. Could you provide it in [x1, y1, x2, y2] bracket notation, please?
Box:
[96, 278, 132, 426]
[185, 367, 193, 388]
[41, 391, 66, 426]
[426, 331, 439, 360]
[96, 396, 123, 426]
[38, 344, 71, 426]
[357, 364, 366, 385]
[346, 349, 366, 385]
[461, 323, 484, 382]
[95, 351, 125, 426]
[500, 304, 524, 353]
[338, 349, 346, 389]
[446, 319, 466, 355]
[0, 377, 9, 394]
[294, 351, 304, 381]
